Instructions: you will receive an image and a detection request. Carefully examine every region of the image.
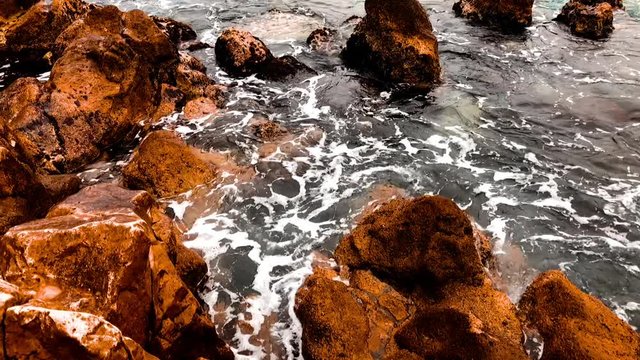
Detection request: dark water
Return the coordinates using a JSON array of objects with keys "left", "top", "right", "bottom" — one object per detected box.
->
[{"left": 3, "top": 0, "right": 640, "bottom": 358}]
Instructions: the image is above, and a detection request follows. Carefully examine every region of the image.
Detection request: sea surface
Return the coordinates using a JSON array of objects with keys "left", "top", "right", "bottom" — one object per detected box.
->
[{"left": 2, "top": 0, "right": 640, "bottom": 358}]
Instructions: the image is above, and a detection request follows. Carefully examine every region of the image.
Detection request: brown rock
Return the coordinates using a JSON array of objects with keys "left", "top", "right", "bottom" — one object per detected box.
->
[
  {"left": 307, "top": 28, "right": 338, "bottom": 51},
  {"left": 152, "top": 84, "right": 186, "bottom": 122},
  {"left": 149, "top": 243, "right": 233, "bottom": 360},
  {"left": 152, "top": 16, "right": 197, "bottom": 46},
  {"left": 4, "top": 304, "right": 158, "bottom": 360},
  {"left": 0, "top": 0, "right": 91, "bottom": 62},
  {"left": 342, "top": 0, "right": 441, "bottom": 87},
  {"left": 184, "top": 97, "right": 219, "bottom": 119},
  {"left": 122, "top": 131, "right": 218, "bottom": 198},
  {"left": 175, "top": 244, "right": 209, "bottom": 291},
  {"left": 453, "top": 0, "right": 534, "bottom": 31},
  {"left": 215, "top": 28, "right": 314, "bottom": 80},
  {"left": 518, "top": 270, "right": 640, "bottom": 360},
  {"left": 556, "top": 0, "right": 615, "bottom": 39},
  {"left": 335, "top": 195, "right": 486, "bottom": 286}
]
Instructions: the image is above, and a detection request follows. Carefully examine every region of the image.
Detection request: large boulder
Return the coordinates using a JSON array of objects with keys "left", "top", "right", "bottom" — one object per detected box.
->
[
  {"left": 453, "top": 0, "right": 534, "bottom": 31},
  {"left": 0, "top": 0, "right": 91, "bottom": 62},
  {"left": 556, "top": 0, "right": 615, "bottom": 39},
  {"left": 0, "top": 183, "right": 233, "bottom": 360},
  {"left": 341, "top": 0, "right": 441, "bottom": 87},
  {"left": 122, "top": 131, "right": 218, "bottom": 198},
  {"left": 518, "top": 270, "right": 640, "bottom": 360},
  {"left": 215, "top": 28, "right": 314, "bottom": 80},
  {"left": 335, "top": 196, "right": 486, "bottom": 286}
]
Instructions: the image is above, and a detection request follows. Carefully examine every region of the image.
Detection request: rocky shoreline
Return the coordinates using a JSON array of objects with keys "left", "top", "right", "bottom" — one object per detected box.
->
[{"left": 0, "top": 0, "right": 638, "bottom": 359}]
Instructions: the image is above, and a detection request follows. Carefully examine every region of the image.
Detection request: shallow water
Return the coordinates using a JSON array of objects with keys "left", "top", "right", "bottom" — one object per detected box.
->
[{"left": 3, "top": 0, "right": 640, "bottom": 358}]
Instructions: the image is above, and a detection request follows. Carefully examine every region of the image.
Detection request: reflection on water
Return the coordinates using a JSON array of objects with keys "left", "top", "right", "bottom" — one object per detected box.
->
[{"left": 3, "top": 0, "right": 640, "bottom": 358}]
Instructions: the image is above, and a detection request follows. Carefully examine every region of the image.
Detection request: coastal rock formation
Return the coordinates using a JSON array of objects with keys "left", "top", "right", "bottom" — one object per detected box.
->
[
  {"left": 0, "top": 2, "right": 224, "bottom": 174},
  {"left": 215, "top": 28, "right": 314, "bottom": 80},
  {"left": 297, "top": 195, "right": 638, "bottom": 360},
  {"left": 296, "top": 196, "right": 530, "bottom": 360},
  {"left": 518, "top": 270, "right": 640, "bottom": 360},
  {"left": 122, "top": 131, "right": 218, "bottom": 198},
  {"left": 341, "top": 0, "right": 441, "bottom": 87},
  {"left": 0, "top": 0, "right": 92, "bottom": 63},
  {"left": 556, "top": 0, "right": 616, "bottom": 39},
  {"left": 453, "top": 0, "right": 534, "bottom": 31},
  {"left": 0, "top": 183, "right": 233, "bottom": 360}
]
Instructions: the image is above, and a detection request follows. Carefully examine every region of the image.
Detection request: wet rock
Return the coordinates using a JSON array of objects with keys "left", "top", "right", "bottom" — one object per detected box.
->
[
  {"left": 518, "top": 270, "right": 640, "bottom": 360},
  {"left": 342, "top": 0, "right": 441, "bottom": 87},
  {"left": 175, "top": 244, "right": 209, "bottom": 291},
  {"left": 1, "top": 183, "right": 232, "bottom": 359},
  {"left": 453, "top": 0, "right": 534, "bottom": 31},
  {"left": 0, "top": 0, "right": 92, "bottom": 63},
  {"left": 556, "top": 0, "right": 615, "bottom": 39},
  {"left": 4, "top": 305, "right": 158, "bottom": 360},
  {"left": 307, "top": 28, "right": 337, "bottom": 50},
  {"left": 184, "top": 97, "right": 219, "bottom": 119},
  {"left": 215, "top": 28, "right": 314, "bottom": 80},
  {"left": 335, "top": 196, "right": 485, "bottom": 286},
  {"left": 122, "top": 131, "right": 218, "bottom": 198},
  {"left": 152, "top": 16, "right": 197, "bottom": 46},
  {"left": 152, "top": 84, "right": 186, "bottom": 122}
]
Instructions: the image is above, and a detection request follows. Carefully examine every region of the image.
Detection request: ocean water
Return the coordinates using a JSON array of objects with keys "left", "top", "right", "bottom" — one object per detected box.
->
[{"left": 3, "top": 0, "right": 640, "bottom": 358}]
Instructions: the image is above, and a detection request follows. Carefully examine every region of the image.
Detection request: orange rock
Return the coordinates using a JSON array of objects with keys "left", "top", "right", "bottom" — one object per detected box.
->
[
  {"left": 518, "top": 270, "right": 640, "bottom": 360},
  {"left": 556, "top": 0, "right": 615, "bottom": 39},
  {"left": 453, "top": 0, "right": 534, "bottom": 31},
  {"left": 335, "top": 196, "right": 486, "bottom": 286},
  {"left": 184, "top": 97, "right": 218, "bottom": 119},
  {"left": 342, "top": 0, "right": 441, "bottom": 87},
  {"left": 122, "top": 131, "right": 218, "bottom": 198}
]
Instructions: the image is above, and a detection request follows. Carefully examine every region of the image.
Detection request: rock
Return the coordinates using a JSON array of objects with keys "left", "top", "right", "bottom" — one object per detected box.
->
[
  {"left": 307, "top": 28, "right": 337, "bottom": 50},
  {"left": 122, "top": 131, "right": 218, "bottom": 198},
  {"left": 152, "top": 16, "right": 197, "bottom": 46},
  {"left": 38, "top": 173, "right": 81, "bottom": 203},
  {"left": 175, "top": 244, "right": 209, "bottom": 291},
  {"left": 341, "top": 0, "right": 441, "bottom": 87},
  {"left": 295, "top": 267, "right": 415, "bottom": 360},
  {"left": 556, "top": 0, "right": 615, "bottom": 39},
  {"left": 184, "top": 97, "right": 219, "bottom": 119},
  {"left": 335, "top": 196, "right": 486, "bottom": 286},
  {"left": 0, "top": 183, "right": 232, "bottom": 359},
  {"left": 215, "top": 28, "right": 314, "bottom": 80},
  {"left": 4, "top": 305, "right": 158, "bottom": 360},
  {"left": 0, "top": 0, "right": 91, "bottom": 63},
  {"left": 518, "top": 270, "right": 640, "bottom": 360},
  {"left": 176, "top": 52, "right": 226, "bottom": 107},
  {"left": 453, "top": 0, "right": 534, "bottom": 31}
]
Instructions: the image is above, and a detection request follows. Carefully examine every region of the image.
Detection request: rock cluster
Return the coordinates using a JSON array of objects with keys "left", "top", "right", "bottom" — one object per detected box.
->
[
  {"left": 215, "top": 28, "right": 314, "bottom": 80},
  {"left": 341, "top": 0, "right": 441, "bottom": 89},
  {"left": 295, "top": 196, "right": 640, "bottom": 360},
  {"left": 556, "top": 0, "right": 622, "bottom": 39},
  {"left": 453, "top": 0, "right": 534, "bottom": 31},
  {"left": 0, "top": 184, "right": 233, "bottom": 360}
]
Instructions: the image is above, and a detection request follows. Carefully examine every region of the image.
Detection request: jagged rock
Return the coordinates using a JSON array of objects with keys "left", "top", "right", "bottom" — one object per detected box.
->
[
  {"left": 122, "top": 131, "right": 218, "bottom": 198},
  {"left": 0, "top": 183, "right": 232, "bottom": 359},
  {"left": 215, "top": 28, "right": 314, "bottom": 80},
  {"left": 307, "top": 28, "right": 337, "bottom": 50},
  {"left": 152, "top": 16, "right": 197, "bottom": 46},
  {"left": 556, "top": 0, "right": 615, "bottom": 39},
  {"left": 0, "top": 0, "right": 91, "bottom": 62},
  {"left": 335, "top": 196, "right": 486, "bottom": 286},
  {"left": 341, "top": 0, "right": 441, "bottom": 87},
  {"left": 453, "top": 0, "right": 534, "bottom": 31},
  {"left": 4, "top": 305, "right": 158, "bottom": 360},
  {"left": 184, "top": 97, "right": 219, "bottom": 119},
  {"left": 518, "top": 270, "right": 640, "bottom": 360}
]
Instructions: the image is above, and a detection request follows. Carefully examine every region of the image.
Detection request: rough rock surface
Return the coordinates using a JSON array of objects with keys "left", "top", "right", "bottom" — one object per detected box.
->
[
  {"left": 453, "top": 0, "right": 534, "bottom": 31},
  {"left": 0, "top": 3, "right": 225, "bottom": 174},
  {"left": 215, "top": 28, "right": 314, "bottom": 80},
  {"left": 556, "top": 0, "right": 615, "bottom": 39},
  {"left": 518, "top": 270, "right": 640, "bottom": 360},
  {"left": 0, "top": 0, "right": 92, "bottom": 62},
  {"left": 341, "top": 0, "right": 441, "bottom": 87},
  {"left": 335, "top": 196, "right": 486, "bottom": 286},
  {"left": 0, "top": 183, "right": 232, "bottom": 360},
  {"left": 296, "top": 195, "right": 530, "bottom": 360},
  {"left": 122, "top": 130, "right": 218, "bottom": 198}
]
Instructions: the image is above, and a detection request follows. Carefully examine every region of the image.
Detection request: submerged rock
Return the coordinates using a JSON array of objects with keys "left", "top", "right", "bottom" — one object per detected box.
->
[
  {"left": 556, "top": 0, "right": 615, "bottom": 39},
  {"left": 341, "top": 0, "right": 441, "bottom": 88},
  {"left": 0, "top": 183, "right": 233, "bottom": 360},
  {"left": 122, "top": 130, "right": 218, "bottom": 198},
  {"left": 215, "top": 28, "right": 314, "bottom": 80},
  {"left": 518, "top": 270, "right": 640, "bottom": 360},
  {"left": 453, "top": 0, "right": 534, "bottom": 31}
]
